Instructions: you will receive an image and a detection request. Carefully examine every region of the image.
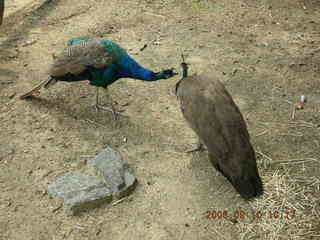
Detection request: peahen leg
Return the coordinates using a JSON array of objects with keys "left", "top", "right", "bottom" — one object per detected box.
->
[{"left": 94, "top": 87, "right": 123, "bottom": 120}]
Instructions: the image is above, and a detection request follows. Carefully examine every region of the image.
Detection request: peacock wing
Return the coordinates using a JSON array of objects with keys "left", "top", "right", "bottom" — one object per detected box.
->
[{"left": 49, "top": 39, "right": 115, "bottom": 77}]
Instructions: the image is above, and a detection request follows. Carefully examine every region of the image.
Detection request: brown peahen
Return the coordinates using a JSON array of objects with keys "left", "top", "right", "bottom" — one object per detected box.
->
[
  {"left": 175, "top": 55, "right": 263, "bottom": 200},
  {"left": 20, "top": 37, "right": 177, "bottom": 119}
]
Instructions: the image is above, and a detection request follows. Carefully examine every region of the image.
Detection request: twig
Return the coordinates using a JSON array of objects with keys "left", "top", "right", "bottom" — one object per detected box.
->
[
  {"left": 272, "top": 158, "right": 319, "bottom": 165},
  {"left": 256, "top": 150, "right": 273, "bottom": 162},
  {"left": 112, "top": 196, "right": 131, "bottom": 206},
  {"left": 255, "top": 130, "right": 269, "bottom": 137},
  {"left": 144, "top": 12, "right": 166, "bottom": 19},
  {"left": 261, "top": 120, "right": 316, "bottom": 128},
  {"left": 140, "top": 44, "right": 148, "bottom": 52},
  {"left": 179, "top": 229, "right": 185, "bottom": 240},
  {"left": 277, "top": 132, "right": 303, "bottom": 137},
  {"left": 290, "top": 120, "right": 318, "bottom": 128},
  {"left": 81, "top": 119, "right": 107, "bottom": 128},
  {"left": 283, "top": 100, "right": 293, "bottom": 105},
  {"left": 59, "top": 6, "right": 92, "bottom": 21},
  {"left": 207, "top": 226, "right": 228, "bottom": 240},
  {"left": 291, "top": 105, "right": 296, "bottom": 120},
  {"left": 52, "top": 203, "right": 63, "bottom": 213}
]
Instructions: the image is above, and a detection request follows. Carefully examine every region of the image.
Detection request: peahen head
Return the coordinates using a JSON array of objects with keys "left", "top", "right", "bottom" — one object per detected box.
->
[
  {"left": 181, "top": 54, "right": 189, "bottom": 78},
  {"left": 175, "top": 54, "right": 190, "bottom": 95}
]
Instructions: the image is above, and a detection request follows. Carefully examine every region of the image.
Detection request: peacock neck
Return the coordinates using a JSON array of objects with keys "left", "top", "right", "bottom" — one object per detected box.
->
[{"left": 116, "top": 54, "right": 156, "bottom": 81}]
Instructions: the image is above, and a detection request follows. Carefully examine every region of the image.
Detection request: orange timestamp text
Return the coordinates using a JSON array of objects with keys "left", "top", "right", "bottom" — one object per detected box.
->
[{"left": 204, "top": 208, "right": 296, "bottom": 220}]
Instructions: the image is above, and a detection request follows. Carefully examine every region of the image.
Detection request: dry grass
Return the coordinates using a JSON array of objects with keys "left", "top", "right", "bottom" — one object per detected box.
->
[{"left": 237, "top": 156, "right": 320, "bottom": 240}]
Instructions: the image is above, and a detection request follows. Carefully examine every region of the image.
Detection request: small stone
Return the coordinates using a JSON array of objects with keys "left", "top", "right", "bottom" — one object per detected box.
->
[
  {"left": 9, "top": 92, "right": 16, "bottom": 99},
  {"left": 22, "top": 39, "right": 37, "bottom": 47}
]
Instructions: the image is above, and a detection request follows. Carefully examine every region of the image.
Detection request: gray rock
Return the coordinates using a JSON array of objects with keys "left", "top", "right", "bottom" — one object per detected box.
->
[
  {"left": 88, "top": 147, "right": 136, "bottom": 198},
  {"left": 48, "top": 147, "right": 137, "bottom": 215},
  {"left": 48, "top": 172, "right": 112, "bottom": 216}
]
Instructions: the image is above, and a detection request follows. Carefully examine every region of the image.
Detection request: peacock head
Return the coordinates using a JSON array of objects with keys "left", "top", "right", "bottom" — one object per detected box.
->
[{"left": 155, "top": 68, "right": 178, "bottom": 79}]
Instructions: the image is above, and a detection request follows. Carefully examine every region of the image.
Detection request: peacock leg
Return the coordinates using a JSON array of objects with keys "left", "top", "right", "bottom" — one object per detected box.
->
[
  {"left": 94, "top": 87, "right": 122, "bottom": 120},
  {"left": 94, "top": 87, "right": 100, "bottom": 111}
]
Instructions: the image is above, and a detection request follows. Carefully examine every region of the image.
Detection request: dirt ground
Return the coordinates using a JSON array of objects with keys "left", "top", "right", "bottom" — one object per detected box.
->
[{"left": 1, "top": 0, "right": 320, "bottom": 239}]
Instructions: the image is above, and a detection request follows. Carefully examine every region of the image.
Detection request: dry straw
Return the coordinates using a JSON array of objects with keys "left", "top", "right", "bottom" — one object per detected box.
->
[{"left": 237, "top": 154, "right": 320, "bottom": 240}]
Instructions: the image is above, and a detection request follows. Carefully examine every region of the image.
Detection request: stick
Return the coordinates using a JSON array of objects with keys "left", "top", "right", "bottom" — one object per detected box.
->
[
  {"left": 208, "top": 226, "right": 228, "bottom": 240},
  {"left": 81, "top": 119, "right": 108, "bottom": 128},
  {"left": 291, "top": 105, "right": 296, "bottom": 120},
  {"left": 112, "top": 196, "right": 132, "bottom": 206},
  {"left": 256, "top": 150, "right": 273, "bottom": 162},
  {"left": 19, "top": 77, "right": 54, "bottom": 99},
  {"left": 179, "top": 229, "right": 185, "bottom": 240},
  {"left": 255, "top": 130, "right": 269, "bottom": 137},
  {"left": 144, "top": 12, "right": 166, "bottom": 19}
]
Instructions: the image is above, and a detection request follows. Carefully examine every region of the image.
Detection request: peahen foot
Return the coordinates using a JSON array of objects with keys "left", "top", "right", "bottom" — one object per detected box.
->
[{"left": 185, "top": 141, "right": 207, "bottom": 153}]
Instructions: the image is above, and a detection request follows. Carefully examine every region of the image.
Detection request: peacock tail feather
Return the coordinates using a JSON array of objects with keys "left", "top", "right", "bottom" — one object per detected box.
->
[{"left": 49, "top": 38, "right": 127, "bottom": 77}]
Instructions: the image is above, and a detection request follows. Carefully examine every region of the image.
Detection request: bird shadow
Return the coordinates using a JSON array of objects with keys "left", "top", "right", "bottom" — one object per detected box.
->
[
  {"left": 0, "top": 67, "right": 18, "bottom": 82},
  {"left": 0, "top": 67, "right": 18, "bottom": 77},
  {"left": 22, "top": 95, "right": 130, "bottom": 129},
  {"left": 0, "top": 67, "right": 19, "bottom": 95}
]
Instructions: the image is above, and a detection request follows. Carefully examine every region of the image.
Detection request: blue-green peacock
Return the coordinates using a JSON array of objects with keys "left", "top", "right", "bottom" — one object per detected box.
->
[{"left": 20, "top": 37, "right": 177, "bottom": 118}]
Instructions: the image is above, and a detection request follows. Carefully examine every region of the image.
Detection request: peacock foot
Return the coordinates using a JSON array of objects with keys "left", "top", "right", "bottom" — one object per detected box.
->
[{"left": 94, "top": 103, "right": 125, "bottom": 120}]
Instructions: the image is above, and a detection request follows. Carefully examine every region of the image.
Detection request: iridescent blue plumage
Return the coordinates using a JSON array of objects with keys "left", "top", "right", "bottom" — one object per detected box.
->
[{"left": 63, "top": 37, "right": 176, "bottom": 87}]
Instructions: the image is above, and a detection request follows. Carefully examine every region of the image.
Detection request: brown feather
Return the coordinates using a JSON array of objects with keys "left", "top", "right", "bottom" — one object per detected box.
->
[
  {"left": 49, "top": 39, "right": 113, "bottom": 76},
  {"left": 19, "top": 39, "right": 113, "bottom": 99}
]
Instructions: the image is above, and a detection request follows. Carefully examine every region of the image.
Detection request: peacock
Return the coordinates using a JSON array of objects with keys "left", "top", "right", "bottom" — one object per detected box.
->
[
  {"left": 20, "top": 37, "right": 177, "bottom": 119},
  {"left": 175, "top": 55, "right": 263, "bottom": 200},
  {"left": 0, "top": 0, "right": 4, "bottom": 25}
]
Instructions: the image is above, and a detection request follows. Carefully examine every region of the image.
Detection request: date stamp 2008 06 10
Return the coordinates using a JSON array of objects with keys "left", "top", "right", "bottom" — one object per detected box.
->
[{"left": 204, "top": 208, "right": 296, "bottom": 220}]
